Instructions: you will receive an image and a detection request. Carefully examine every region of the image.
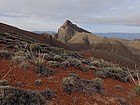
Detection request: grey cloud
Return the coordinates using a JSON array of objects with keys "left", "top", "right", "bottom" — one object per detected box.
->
[{"left": 0, "top": 0, "right": 140, "bottom": 31}]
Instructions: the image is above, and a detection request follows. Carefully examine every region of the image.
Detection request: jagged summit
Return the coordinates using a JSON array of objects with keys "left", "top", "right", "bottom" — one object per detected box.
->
[
  {"left": 63, "top": 20, "right": 73, "bottom": 26},
  {"left": 64, "top": 20, "right": 92, "bottom": 33},
  {"left": 57, "top": 20, "right": 92, "bottom": 43}
]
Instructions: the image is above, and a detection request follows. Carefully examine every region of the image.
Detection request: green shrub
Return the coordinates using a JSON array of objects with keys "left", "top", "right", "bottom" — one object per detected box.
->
[
  {"left": 0, "top": 79, "right": 10, "bottom": 86},
  {"left": 81, "top": 59, "right": 89, "bottom": 64},
  {"left": 15, "top": 50, "right": 26, "bottom": 56},
  {"left": 81, "top": 78, "right": 104, "bottom": 94},
  {"left": 0, "top": 50, "right": 12, "bottom": 59},
  {"left": 134, "top": 86, "right": 140, "bottom": 96},
  {"left": 95, "top": 67, "right": 129, "bottom": 82},
  {"left": 0, "top": 86, "right": 47, "bottom": 105},
  {"left": 26, "top": 50, "right": 46, "bottom": 66},
  {"left": 12, "top": 55, "right": 26, "bottom": 65},
  {"left": 59, "top": 60, "right": 70, "bottom": 68},
  {"left": 119, "top": 97, "right": 131, "bottom": 105},
  {"left": 89, "top": 60, "right": 111, "bottom": 67},
  {"left": 36, "top": 65, "right": 54, "bottom": 76},
  {"left": 47, "top": 61, "right": 60, "bottom": 68},
  {"left": 14, "top": 42, "right": 28, "bottom": 52},
  {"left": 11, "top": 55, "right": 29, "bottom": 70},
  {"left": 30, "top": 43, "right": 41, "bottom": 52},
  {"left": 79, "top": 66, "right": 89, "bottom": 72},
  {"left": 67, "top": 57, "right": 82, "bottom": 68},
  {"left": 18, "top": 61, "right": 30, "bottom": 70},
  {"left": 40, "top": 89, "right": 56, "bottom": 100},
  {"left": 53, "top": 55, "right": 63, "bottom": 62},
  {"left": 44, "top": 54, "right": 53, "bottom": 60},
  {"left": 85, "top": 66, "right": 96, "bottom": 71},
  {"left": 62, "top": 76, "right": 81, "bottom": 94},
  {"left": 62, "top": 76, "right": 104, "bottom": 95}
]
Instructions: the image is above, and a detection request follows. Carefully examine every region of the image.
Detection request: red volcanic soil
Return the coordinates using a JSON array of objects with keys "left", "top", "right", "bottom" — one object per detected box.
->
[{"left": 0, "top": 59, "right": 140, "bottom": 105}]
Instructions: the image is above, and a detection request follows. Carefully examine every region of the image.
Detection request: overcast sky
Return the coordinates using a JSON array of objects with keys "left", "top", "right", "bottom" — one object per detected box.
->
[{"left": 0, "top": 0, "right": 140, "bottom": 33}]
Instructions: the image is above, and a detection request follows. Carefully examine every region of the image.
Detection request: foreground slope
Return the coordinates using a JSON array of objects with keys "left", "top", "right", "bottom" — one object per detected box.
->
[{"left": 0, "top": 43, "right": 140, "bottom": 105}]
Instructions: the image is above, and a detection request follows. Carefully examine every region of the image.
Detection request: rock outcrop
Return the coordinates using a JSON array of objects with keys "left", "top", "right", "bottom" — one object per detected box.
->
[{"left": 57, "top": 20, "right": 91, "bottom": 43}]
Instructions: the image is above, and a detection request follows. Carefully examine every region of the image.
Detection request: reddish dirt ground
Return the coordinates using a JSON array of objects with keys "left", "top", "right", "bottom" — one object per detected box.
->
[{"left": 0, "top": 59, "right": 140, "bottom": 105}]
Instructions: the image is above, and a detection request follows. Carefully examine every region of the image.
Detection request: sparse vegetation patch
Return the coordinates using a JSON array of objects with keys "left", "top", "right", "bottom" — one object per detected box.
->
[{"left": 62, "top": 75, "right": 104, "bottom": 95}]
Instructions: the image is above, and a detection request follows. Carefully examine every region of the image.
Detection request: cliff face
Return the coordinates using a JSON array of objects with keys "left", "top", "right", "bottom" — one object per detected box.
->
[{"left": 57, "top": 20, "right": 91, "bottom": 43}]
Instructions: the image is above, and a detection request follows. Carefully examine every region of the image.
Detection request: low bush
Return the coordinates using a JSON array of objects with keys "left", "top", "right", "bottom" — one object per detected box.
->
[
  {"left": 86, "top": 66, "right": 96, "bottom": 71},
  {"left": 79, "top": 66, "right": 89, "bottom": 72},
  {"left": 36, "top": 65, "right": 54, "bottom": 76},
  {"left": 0, "top": 86, "right": 47, "bottom": 105},
  {"left": 62, "top": 76, "right": 81, "bottom": 94},
  {"left": 67, "top": 57, "right": 82, "bottom": 69},
  {"left": 35, "top": 79, "right": 42, "bottom": 85},
  {"left": 0, "top": 50, "right": 12, "bottom": 59},
  {"left": 119, "top": 97, "right": 131, "bottom": 105},
  {"left": 62, "top": 75, "right": 104, "bottom": 95},
  {"left": 60, "top": 52, "right": 69, "bottom": 59},
  {"left": 30, "top": 43, "right": 41, "bottom": 52},
  {"left": 81, "top": 59, "right": 90, "bottom": 64},
  {"left": 6, "top": 44, "right": 15, "bottom": 49},
  {"left": 134, "top": 86, "right": 140, "bottom": 96},
  {"left": 18, "top": 61, "right": 30, "bottom": 70},
  {"left": 26, "top": 49, "right": 46, "bottom": 66},
  {"left": 11, "top": 54, "right": 29, "bottom": 70},
  {"left": 59, "top": 60, "right": 70, "bottom": 68},
  {"left": 15, "top": 50, "right": 26, "bottom": 56},
  {"left": 83, "top": 78, "right": 104, "bottom": 95},
  {"left": 40, "top": 89, "right": 56, "bottom": 100},
  {"left": 12, "top": 55, "right": 26, "bottom": 65},
  {"left": 44, "top": 54, "right": 53, "bottom": 61},
  {"left": 0, "top": 79, "right": 10, "bottom": 86},
  {"left": 89, "top": 60, "right": 112, "bottom": 67},
  {"left": 14, "top": 42, "right": 28, "bottom": 52},
  {"left": 47, "top": 61, "right": 60, "bottom": 68},
  {"left": 95, "top": 67, "right": 129, "bottom": 82},
  {"left": 53, "top": 55, "right": 64, "bottom": 62}
]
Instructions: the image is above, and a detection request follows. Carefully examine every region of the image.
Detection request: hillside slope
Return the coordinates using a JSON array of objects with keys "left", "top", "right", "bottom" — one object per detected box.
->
[
  {"left": 57, "top": 20, "right": 140, "bottom": 68},
  {"left": 0, "top": 22, "right": 71, "bottom": 50},
  {"left": 0, "top": 43, "right": 140, "bottom": 105}
]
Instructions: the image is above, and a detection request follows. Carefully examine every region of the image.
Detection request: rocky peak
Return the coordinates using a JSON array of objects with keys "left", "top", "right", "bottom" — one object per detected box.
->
[
  {"left": 63, "top": 20, "right": 73, "bottom": 26},
  {"left": 57, "top": 20, "right": 92, "bottom": 43},
  {"left": 61, "top": 20, "right": 91, "bottom": 33}
]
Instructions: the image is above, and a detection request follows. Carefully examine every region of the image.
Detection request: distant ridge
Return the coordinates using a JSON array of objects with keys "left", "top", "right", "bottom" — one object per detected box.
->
[
  {"left": 33, "top": 31, "right": 56, "bottom": 34},
  {"left": 95, "top": 33, "right": 140, "bottom": 40}
]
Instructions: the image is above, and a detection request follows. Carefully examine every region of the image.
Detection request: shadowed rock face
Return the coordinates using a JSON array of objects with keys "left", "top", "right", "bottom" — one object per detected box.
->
[{"left": 58, "top": 20, "right": 91, "bottom": 43}]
